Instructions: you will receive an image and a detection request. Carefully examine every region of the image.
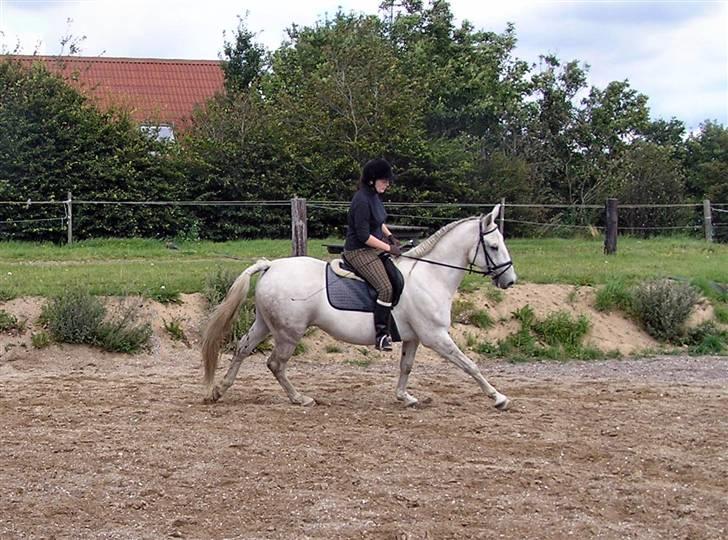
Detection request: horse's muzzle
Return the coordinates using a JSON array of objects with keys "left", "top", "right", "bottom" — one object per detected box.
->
[{"left": 495, "top": 272, "right": 517, "bottom": 290}]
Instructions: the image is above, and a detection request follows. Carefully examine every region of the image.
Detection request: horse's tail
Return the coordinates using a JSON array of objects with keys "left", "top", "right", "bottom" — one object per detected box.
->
[{"left": 201, "top": 259, "right": 271, "bottom": 390}]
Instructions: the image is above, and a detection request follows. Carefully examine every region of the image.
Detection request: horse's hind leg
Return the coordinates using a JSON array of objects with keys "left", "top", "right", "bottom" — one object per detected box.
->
[
  {"left": 396, "top": 339, "right": 420, "bottom": 407},
  {"left": 209, "top": 317, "right": 270, "bottom": 402},
  {"left": 266, "top": 336, "right": 314, "bottom": 406}
]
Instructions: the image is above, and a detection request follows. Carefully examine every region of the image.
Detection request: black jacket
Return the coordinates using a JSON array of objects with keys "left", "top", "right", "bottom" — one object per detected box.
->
[{"left": 344, "top": 187, "right": 387, "bottom": 251}]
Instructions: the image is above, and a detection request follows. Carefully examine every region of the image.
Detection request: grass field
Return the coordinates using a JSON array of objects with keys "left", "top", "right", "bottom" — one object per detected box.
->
[{"left": 0, "top": 236, "right": 726, "bottom": 298}]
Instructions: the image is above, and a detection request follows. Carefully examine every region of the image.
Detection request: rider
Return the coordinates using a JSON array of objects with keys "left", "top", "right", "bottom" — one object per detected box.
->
[{"left": 343, "top": 158, "right": 402, "bottom": 351}]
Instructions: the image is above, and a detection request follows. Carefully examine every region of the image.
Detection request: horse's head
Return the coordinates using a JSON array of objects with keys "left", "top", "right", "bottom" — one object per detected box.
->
[{"left": 471, "top": 205, "right": 517, "bottom": 289}]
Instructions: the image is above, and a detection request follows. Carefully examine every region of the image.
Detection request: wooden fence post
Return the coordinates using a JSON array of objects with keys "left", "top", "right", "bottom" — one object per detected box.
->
[
  {"left": 604, "top": 198, "right": 618, "bottom": 255},
  {"left": 291, "top": 197, "right": 307, "bottom": 256},
  {"left": 703, "top": 199, "right": 713, "bottom": 243},
  {"left": 499, "top": 197, "right": 505, "bottom": 233},
  {"left": 66, "top": 191, "right": 73, "bottom": 245}
]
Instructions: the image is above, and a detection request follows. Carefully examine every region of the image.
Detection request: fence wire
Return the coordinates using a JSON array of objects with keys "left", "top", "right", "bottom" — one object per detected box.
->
[{"left": 0, "top": 198, "right": 726, "bottom": 242}]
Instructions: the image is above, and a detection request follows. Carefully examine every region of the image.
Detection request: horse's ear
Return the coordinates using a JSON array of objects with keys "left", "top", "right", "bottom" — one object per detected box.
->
[{"left": 484, "top": 204, "right": 501, "bottom": 227}]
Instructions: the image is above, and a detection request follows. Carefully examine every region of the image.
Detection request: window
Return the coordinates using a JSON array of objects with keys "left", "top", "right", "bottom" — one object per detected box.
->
[{"left": 140, "top": 124, "right": 175, "bottom": 142}]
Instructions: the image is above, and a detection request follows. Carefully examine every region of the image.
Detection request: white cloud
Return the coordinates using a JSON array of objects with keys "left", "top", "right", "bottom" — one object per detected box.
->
[
  {"left": 1, "top": 0, "right": 725, "bottom": 127},
  {"left": 459, "top": 0, "right": 728, "bottom": 128}
]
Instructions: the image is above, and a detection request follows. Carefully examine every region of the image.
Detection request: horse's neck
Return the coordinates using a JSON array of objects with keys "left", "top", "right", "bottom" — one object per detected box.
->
[{"left": 410, "top": 222, "right": 475, "bottom": 295}]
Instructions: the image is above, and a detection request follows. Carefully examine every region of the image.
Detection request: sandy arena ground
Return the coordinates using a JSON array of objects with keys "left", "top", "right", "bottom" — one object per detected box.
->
[{"left": 1, "top": 289, "right": 727, "bottom": 539}]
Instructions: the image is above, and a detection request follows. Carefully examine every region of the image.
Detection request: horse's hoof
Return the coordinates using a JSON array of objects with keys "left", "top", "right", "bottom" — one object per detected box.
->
[
  {"left": 300, "top": 395, "right": 316, "bottom": 407},
  {"left": 203, "top": 386, "right": 222, "bottom": 403},
  {"left": 494, "top": 394, "right": 510, "bottom": 411},
  {"left": 399, "top": 395, "right": 418, "bottom": 407}
]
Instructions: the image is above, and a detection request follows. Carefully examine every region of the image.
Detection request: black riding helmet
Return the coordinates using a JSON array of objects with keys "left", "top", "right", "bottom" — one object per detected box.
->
[{"left": 361, "top": 158, "right": 395, "bottom": 187}]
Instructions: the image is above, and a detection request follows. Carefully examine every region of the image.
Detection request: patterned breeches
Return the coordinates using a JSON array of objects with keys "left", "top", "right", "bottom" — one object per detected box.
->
[{"left": 342, "top": 248, "right": 393, "bottom": 304}]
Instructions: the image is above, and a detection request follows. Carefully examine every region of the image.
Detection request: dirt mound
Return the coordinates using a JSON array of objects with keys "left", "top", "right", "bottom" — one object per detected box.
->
[{"left": 0, "top": 284, "right": 715, "bottom": 364}]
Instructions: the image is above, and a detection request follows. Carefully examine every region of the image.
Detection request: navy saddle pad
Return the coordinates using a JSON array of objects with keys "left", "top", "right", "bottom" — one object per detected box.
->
[
  {"left": 325, "top": 261, "right": 404, "bottom": 343},
  {"left": 326, "top": 264, "right": 377, "bottom": 312},
  {"left": 325, "top": 260, "right": 404, "bottom": 312}
]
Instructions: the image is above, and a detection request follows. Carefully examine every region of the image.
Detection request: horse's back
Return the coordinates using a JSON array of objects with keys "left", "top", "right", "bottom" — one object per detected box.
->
[
  {"left": 265, "top": 256, "right": 327, "bottom": 274},
  {"left": 257, "top": 256, "right": 327, "bottom": 296}
]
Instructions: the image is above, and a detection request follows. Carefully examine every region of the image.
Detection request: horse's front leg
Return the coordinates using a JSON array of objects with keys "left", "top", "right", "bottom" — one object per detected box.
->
[
  {"left": 396, "top": 339, "right": 420, "bottom": 407},
  {"left": 426, "top": 332, "right": 509, "bottom": 410}
]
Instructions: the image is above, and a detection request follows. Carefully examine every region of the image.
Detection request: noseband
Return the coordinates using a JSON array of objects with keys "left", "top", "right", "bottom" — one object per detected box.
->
[{"left": 400, "top": 220, "right": 513, "bottom": 281}]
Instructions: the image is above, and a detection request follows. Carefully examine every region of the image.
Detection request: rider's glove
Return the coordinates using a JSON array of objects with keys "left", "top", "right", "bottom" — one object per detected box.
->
[{"left": 387, "top": 234, "right": 401, "bottom": 247}]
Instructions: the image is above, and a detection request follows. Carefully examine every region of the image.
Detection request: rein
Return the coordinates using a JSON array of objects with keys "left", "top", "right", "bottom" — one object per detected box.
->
[
  {"left": 399, "top": 253, "right": 493, "bottom": 276},
  {"left": 399, "top": 222, "right": 513, "bottom": 279}
]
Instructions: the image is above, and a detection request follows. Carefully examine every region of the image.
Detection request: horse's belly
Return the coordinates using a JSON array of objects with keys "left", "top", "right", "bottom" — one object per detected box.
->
[{"left": 315, "top": 307, "right": 375, "bottom": 346}]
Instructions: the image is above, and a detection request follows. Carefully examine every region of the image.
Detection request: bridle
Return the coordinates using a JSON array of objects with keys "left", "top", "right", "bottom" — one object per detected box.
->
[
  {"left": 400, "top": 219, "right": 513, "bottom": 281},
  {"left": 471, "top": 220, "right": 514, "bottom": 280}
]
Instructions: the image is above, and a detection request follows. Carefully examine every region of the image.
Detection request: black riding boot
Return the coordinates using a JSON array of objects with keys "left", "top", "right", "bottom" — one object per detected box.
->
[{"left": 373, "top": 301, "right": 393, "bottom": 351}]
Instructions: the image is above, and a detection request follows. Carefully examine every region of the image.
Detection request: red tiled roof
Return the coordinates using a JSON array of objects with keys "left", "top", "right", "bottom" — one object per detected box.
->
[{"left": 11, "top": 55, "right": 225, "bottom": 129}]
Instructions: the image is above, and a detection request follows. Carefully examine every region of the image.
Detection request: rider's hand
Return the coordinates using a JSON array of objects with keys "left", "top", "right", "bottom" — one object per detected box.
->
[
  {"left": 387, "top": 234, "right": 401, "bottom": 247},
  {"left": 389, "top": 243, "right": 402, "bottom": 257}
]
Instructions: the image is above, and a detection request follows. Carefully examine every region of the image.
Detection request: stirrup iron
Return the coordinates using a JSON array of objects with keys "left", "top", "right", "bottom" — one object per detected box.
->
[{"left": 376, "top": 334, "right": 393, "bottom": 351}]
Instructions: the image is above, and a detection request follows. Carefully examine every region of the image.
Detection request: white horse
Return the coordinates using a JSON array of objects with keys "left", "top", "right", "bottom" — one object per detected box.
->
[{"left": 201, "top": 205, "right": 517, "bottom": 410}]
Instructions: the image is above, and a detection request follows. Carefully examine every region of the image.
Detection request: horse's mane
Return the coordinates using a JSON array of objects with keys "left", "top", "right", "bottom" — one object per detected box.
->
[{"left": 405, "top": 216, "right": 479, "bottom": 258}]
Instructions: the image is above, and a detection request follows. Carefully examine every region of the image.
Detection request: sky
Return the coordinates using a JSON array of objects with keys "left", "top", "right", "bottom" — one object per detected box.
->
[{"left": 1, "top": 0, "right": 726, "bottom": 130}]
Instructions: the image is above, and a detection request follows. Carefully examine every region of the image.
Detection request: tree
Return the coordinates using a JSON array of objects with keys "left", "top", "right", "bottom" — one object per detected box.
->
[
  {"left": 220, "top": 15, "right": 267, "bottom": 95},
  {"left": 0, "top": 58, "right": 191, "bottom": 240},
  {"left": 615, "top": 142, "right": 690, "bottom": 235},
  {"left": 684, "top": 121, "right": 728, "bottom": 202},
  {"left": 523, "top": 55, "right": 588, "bottom": 203},
  {"left": 382, "top": 1, "right": 530, "bottom": 143},
  {"left": 264, "top": 11, "right": 427, "bottom": 200},
  {"left": 572, "top": 80, "right": 651, "bottom": 205}
]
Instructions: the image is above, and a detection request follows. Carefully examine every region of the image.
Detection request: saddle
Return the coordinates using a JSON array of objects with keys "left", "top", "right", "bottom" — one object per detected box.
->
[{"left": 325, "top": 255, "right": 405, "bottom": 341}]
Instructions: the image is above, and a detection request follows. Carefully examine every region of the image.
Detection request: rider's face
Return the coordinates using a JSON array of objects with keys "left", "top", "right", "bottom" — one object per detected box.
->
[{"left": 374, "top": 178, "right": 390, "bottom": 193}]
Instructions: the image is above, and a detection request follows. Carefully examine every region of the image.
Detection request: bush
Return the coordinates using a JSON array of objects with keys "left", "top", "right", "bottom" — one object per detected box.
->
[
  {"left": 484, "top": 286, "right": 505, "bottom": 304},
  {"left": 148, "top": 286, "right": 182, "bottom": 305},
  {"left": 41, "top": 288, "right": 105, "bottom": 344},
  {"left": 95, "top": 303, "right": 153, "bottom": 353},
  {"left": 31, "top": 331, "right": 51, "bottom": 349},
  {"left": 0, "top": 289, "right": 15, "bottom": 302},
  {"left": 203, "top": 266, "right": 257, "bottom": 348},
  {"left": 683, "top": 322, "right": 727, "bottom": 355},
  {"left": 451, "top": 299, "right": 494, "bottom": 329},
  {"left": 631, "top": 279, "right": 699, "bottom": 341},
  {"left": 595, "top": 278, "right": 633, "bottom": 312},
  {"left": 715, "top": 304, "right": 728, "bottom": 325},
  {"left": 451, "top": 298, "right": 475, "bottom": 323},
  {"left": 0, "top": 309, "right": 19, "bottom": 332},
  {"left": 41, "top": 288, "right": 151, "bottom": 352},
  {"left": 532, "top": 311, "right": 591, "bottom": 352},
  {"left": 487, "top": 305, "right": 600, "bottom": 361},
  {"left": 469, "top": 309, "right": 494, "bottom": 330},
  {"left": 163, "top": 317, "right": 188, "bottom": 343},
  {"left": 474, "top": 340, "right": 498, "bottom": 355},
  {"left": 497, "top": 327, "right": 538, "bottom": 359},
  {"left": 203, "top": 266, "right": 240, "bottom": 306}
]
